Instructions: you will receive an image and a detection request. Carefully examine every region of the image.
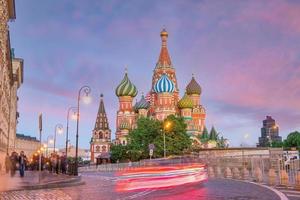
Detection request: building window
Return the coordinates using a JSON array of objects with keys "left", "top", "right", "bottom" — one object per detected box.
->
[
  {"left": 96, "top": 146, "right": 100, "bottom": 152},
  {"left": 102, "top": 146, "right": 107, "bottom": 152}
]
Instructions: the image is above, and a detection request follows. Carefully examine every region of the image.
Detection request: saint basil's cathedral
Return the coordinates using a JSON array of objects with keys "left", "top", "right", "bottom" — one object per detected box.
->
[{"left": 90, "top": 29, "right": 206, "bottom": 162}]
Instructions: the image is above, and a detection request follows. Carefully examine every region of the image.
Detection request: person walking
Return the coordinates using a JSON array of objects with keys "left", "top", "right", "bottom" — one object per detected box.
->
[
  {"left": 5, "top": 153, "right": 11, "bottom": 174},
  {"left": 18, "top": 151, "right": 27, "bottom": 177},
  {"left": 10, "top": 152, "right": 18, "bottom": 177}
]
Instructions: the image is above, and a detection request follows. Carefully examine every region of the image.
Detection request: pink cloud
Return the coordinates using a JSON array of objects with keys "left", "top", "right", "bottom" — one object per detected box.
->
[
  {"left": 219, "top": 0, "right": 300, "bottom": 34},
  {"left": 212, "top": 47, "right": 300, "bottom": 112}
]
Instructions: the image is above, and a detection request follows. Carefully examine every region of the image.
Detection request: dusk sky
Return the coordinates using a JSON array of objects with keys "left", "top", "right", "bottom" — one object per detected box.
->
[{"left": 10, "top": 0, "right": 300, "bottom": 149}]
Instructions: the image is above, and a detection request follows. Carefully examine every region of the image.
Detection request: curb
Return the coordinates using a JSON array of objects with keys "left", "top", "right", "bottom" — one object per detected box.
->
[
  {"left": 4, "top": 175, "right": 84, "bottom": 192},
  {"left": 217, "top": 178, "right": 288, "bottom": 200}
]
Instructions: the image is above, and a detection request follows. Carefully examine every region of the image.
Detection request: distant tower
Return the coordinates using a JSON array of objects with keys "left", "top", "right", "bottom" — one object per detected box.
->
[
  {"left": 90, "top": 94, "right": 111, "bottom": 163},
  {"left": 149, "top": 29, "right": 180, "bottom": 116},
  {"left": 186, "top": 75, "right": 206, "bottom": 135},
  {"left": 115, "top": 70, "right": 138, "bottom": 145},
  {"left": 258, "top": 116, "right": 281, "bottom": 147}
]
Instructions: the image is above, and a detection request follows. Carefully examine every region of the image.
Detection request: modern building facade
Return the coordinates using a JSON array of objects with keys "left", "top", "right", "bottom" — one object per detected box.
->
[
  {"left": 90, "top": 94, "right": 111, "bottom": 163},
  {"left": 258, "top": 116, "right": 282, "bottom": 147},
  {"left": 114, "top": 29, "right": 206, "bottom": 145}
]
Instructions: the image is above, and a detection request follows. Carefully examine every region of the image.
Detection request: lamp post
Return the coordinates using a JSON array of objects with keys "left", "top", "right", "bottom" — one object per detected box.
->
[
  {"left": 163, "top": 121, "right": 171, "bottom": 158},
  {"left": 53, "top": 124, "right": 63, "bottom": 153},
  {"left": 66, "top": 107, "right": 77, "bottom": 158},
  {"left": 74, "top": 86, "right": 91, "bottom": 176}
]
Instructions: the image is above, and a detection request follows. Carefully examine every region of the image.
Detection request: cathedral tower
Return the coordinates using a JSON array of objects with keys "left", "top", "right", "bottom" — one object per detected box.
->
[
  {"left": 115, "top": 70, "right": 138, "bottom": 145},
  {"left": 186, "top": 75, "right": 206, "bottom": 135},
  {"left": 149, "top": 29, "right": 179, "bottom": 116},
  {"left": 90, "top": 94, "right": 111, "bottom": 163}
]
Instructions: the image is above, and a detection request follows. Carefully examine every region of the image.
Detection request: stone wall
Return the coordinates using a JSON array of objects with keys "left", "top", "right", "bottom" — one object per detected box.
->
[{"left": 0, "top": 0, "right": 14, "bottom": 169}]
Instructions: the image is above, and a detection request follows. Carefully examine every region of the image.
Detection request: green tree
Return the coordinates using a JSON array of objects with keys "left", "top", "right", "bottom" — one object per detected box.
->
[
  {"left": 200, "top": 126, "right": 209, "bottom": 143},
  {"left": 110, "top": 144, "right": 128, "bottom": 163},
  {"left": 162, "top": 115, "right": 192, "bottom": 156},
  {"left": 127, "top": 117, "right": 162, "bottom": 160},
  {"left": 119, "top": 115, "right": 192, "bottom": 161},
  {"left": 283, "top": 131, "right": 300, "bottom": 148},
  {"left": 209, "top": 126, "right": 218, "bottom": 141}
]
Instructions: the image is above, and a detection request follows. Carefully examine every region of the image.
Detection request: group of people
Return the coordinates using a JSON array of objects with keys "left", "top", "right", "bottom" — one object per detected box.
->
[
  {"left": 5, "top": 151, "right": 27, "bottom": 177},
  {"left": 47, "top": 152, "right": 68, "bottom": 174}
]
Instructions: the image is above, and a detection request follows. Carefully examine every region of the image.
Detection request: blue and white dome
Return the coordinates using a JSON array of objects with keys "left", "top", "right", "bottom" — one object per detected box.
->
[{"left": 154, "top": 74, "right": 175, "bottom": 93}]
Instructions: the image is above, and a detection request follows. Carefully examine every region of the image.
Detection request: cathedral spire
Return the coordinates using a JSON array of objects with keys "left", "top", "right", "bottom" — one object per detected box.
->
[
  {"left": 156, "top": 28, "right": 172, "bottom": 68},
  {"left": 94, "top": 94, "right": 109, "bottom": 130}
]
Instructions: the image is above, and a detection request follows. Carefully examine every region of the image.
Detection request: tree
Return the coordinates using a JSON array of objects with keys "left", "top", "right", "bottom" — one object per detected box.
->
[
  {"left": 162, "top": 115, "right": 192, "bottom": 156},
  {"left": 200, "top": 126, "right": 209, "bottom": 143},
  {"left": 110, "top": 144, "right": 128, "bottom": 163},
  {"left": 127, "top": 117, "right": 162, "bottom": 160},
  {"left": 283, "top": 131, "right": 300, "bottom": 148},
  {"left": 117, "top": 115, "right": 192, "bottom": 161},
  {"left": 209, "top": 126, "right": 218, "bottom": 141}
]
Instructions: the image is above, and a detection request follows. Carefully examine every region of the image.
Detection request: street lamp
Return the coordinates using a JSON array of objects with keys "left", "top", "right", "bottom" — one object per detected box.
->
[
  {"left": 53, "top": 124, "right": 63, "bottom": 153},
  {"left": 162, "top": 121, "right": 172, "bottom": 158},
  {"left": 74, "top": 86, "right": 91, "bottom": 176},
  {"left": 66, "top": 107, "right": 77, "bottom": 158}
]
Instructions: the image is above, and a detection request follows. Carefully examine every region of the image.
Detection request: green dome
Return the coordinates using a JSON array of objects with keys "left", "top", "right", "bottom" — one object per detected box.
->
[
  {"left": 178, "top": 93, "right": 194, "bottom": 109},
  {"left": 186, "top": 76, "right": 201, "bottom": 95},
  {"left": 116, "top": 73, "right": 138, "bottom": 97},
  {"left": 135, "top": 95, "right": 150, "bottom": 110},
  {"left": 120, "top": 120, "right": 130, "bottom": 130}
]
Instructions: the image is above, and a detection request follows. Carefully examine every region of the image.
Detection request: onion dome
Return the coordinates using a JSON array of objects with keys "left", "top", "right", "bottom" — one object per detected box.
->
[
  {"left": 115, "top": 72, "right": 138, "bottom": 97},
  {"left": 135, "top": 94, "right": 150, "bottom": 110},
  {"left": 178, "top": 93, "right": 194, "bottom": 109},
  {"left": 119, "top": 120, "right": 130, "bottom": 130},
  {"left": 154, "top": 74, "right": 175, "bottom": 93},
  {"left": 186, "top": 76, "right": 201, "bottom": 95}
]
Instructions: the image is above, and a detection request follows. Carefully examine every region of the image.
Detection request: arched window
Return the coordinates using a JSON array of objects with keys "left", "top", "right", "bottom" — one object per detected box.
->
[
  {"left": 99, "top": 132, "right": 103, "bottom": 139},
  {"left": 96, "top": 146, "right": 100, "bottom": 152},
  {"left": 102, "top": 146, "right": 107, "bottom": 152}
]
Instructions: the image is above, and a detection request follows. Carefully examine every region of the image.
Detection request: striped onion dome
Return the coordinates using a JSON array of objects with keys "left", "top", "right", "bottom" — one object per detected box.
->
[
  {"left": 135, "top": 95, "right": 150, "bottom": 110},
  {"left": 178, "top": 93, "right": 194, "bottom": 109},
  {"left": 186, "top": 76, "right": 201, "bottom": 95},
  {"left": 115, "top": 72, "right": 138, "bottom": 97},
  {"left": 119, "top": 120, "right": 130, "bottom": 130},
  {"left": 153, "top": 74, "right": 175, "bottom": 93}
]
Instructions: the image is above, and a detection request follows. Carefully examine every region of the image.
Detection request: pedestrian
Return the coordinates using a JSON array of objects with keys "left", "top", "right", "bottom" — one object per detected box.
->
[
  {"left": 5, "top": 153, "right": 11, "bottom": 174},
  {"left": 10, "top": 152, "right": 18, "bottom": 177},
  {"left": 60, "top": 152, "right": 67, "bottom": 174},
  {"left": 18, "top": 151, "right": 27, "bottom": 177},
  {"left": 56, "top": 154, "right": 60, "bottom": 174}
]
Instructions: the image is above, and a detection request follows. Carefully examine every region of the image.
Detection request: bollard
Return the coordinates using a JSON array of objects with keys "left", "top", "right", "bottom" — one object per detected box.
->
[
  {"left": 254, "top": 167, "right": 263, "bottom": 182},
  {"left": 242, "top": 167, "right": 249, "bottom": 180},
  {"left": 224, "top": 167, "right": 232, "bottom": 179},
  {"left": 268, "top": 169, "right": 276, "bottom": 186},
  {"left": 208, "top": 167, "right": 215, "bottom": 178},
  {"left": 215, "top": 166, "right": 222, "bottom": 178},
  {"left": 280, "top": 170, "right": 289, "bottom": 186},
  {"left": 232, "top": 167, "right": 241, "bottom": 179},
  {"left": 295, "top": 171, "right": 300, "bottom": 190}
]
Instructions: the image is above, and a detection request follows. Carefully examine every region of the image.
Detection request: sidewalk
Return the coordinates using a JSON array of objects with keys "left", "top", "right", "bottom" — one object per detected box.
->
[{"left": 0, "top": 171, "right": 83, "bottom": 192}]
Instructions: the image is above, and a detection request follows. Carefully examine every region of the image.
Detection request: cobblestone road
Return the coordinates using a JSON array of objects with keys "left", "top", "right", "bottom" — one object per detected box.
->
[
  {"left": 0, "top": 172, "right": 286, "bottom": 200},
  {"left": 0, "top": 189, "right": 71, "bottom": 200}
]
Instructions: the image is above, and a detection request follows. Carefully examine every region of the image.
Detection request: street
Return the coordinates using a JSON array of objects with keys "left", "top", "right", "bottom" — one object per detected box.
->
[{"left": 0, "top": 172, "right": 287, "bottom": 200}]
